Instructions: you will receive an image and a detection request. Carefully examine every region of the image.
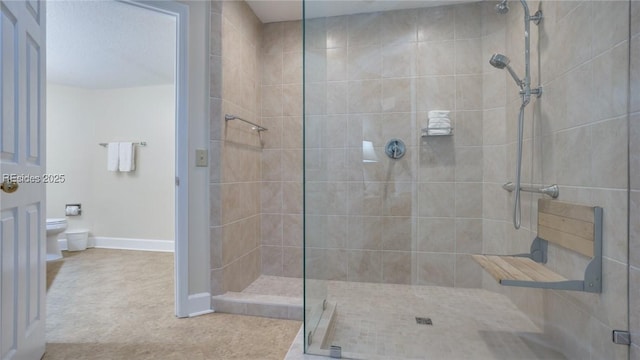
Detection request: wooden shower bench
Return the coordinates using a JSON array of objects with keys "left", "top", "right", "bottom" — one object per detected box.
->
[{"left": 472, "top": 199, "right": 603, "bottom": 293}]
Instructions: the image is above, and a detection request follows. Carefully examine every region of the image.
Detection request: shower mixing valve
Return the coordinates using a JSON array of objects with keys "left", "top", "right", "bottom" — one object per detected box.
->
[{"left": 385, "top": 139, "right": 406, "bottom": 160}]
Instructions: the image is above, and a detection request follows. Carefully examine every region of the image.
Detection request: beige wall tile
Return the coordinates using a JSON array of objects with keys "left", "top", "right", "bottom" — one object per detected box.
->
[
  {"left": 348, "top": 80, "right": 382, "bottom": 114},
  {"left": 382, "top": 251, "right": 413, "bottom": 284},
  {"left": 592, "top": 42, "right": 630, "bottom": 122},
  {"left": 454, "top": 254, "right": 482, "bottom": 288},
  {"left": 327, "top": 82, "right": 348, "bottom": 115},
  {"left": 347, "top": 216, "right": 383, "bottom": 250},
  {"left": 418, "top": 137, "right": 456, "bottom": 181},
  {"left": 455, "top": 183, "right": 483, "bottom": 218},
  {"left": 282, "top": 181, "right": 302, "bottom": 214},
  {"left": 417, "top": 253, "right": 455, "bottom": 286},
  {"left": 454, "top": 111, "right": 482, "bottom": 146},
  {"left": 417, "top": 218, "right": 455, "bottom": 252},
  {"left": 632, "top": 35, "right": 640, "bottom": 113},
  {"left": 455, "top": 147, "right": 483, "bottom": 182},
  {"left": 591, "top": 117, "right": 628, "bottom": 189},
  {"left": 382, "top": 78, "right": 414, "bottom": 113},
  {"left": 282, "top": 214, "right": 302, "bottom": 247},
  {"left": 632, "top": 191, "right": 640, "bottom": 268},
  {"left": 417, "top": 5, "right": 454, "bottom": 42},
  {"left": 555, "top": 126, "right": 592, "bottom": 187},
  {"left": 262, "top": 85, "right": 283, "bottom": 117},
  {"left": 283, "top": 246, "right": 303, "bottom": 278},
  {"left": 455, "top": 75, "right": 483, "bottom": 110},
  {"left": 348, "top": 13, "right": 382, "bottom": 47},
  {"left": 380, "top": 9, "right": 417, "bottom": 44},
  {"left": 417, "top": 41, "right": 454, "bottom": 76},
  {"left": 383, "top": 42, "right": 416, "bottom": 78},
  {"left": 283, "top": 21, "right": 302, "bottom": 53},
  {"left": 453, "top": 3, "right": 481, "bottom": 40},
  {"left": 381, "top": 216, "right": 413, "bottom": 251},
  {"left": 417, "top": 76, "right": 455, "bottom": 112},
  {"left": 348, "top": 250, "right": 382, "bottom": 282},
  {"left": 262, "top": 245, "right": 283, "bottom": 276},
  {"left": 455, "top": 218, "right": 482, "bottom": 254},
  {"left": 455, "top": 39, "right": 482, "bottom": 75},
  {"left": 631, "top": 266, "right": 640, "bottom": 341},
  {"left": 591, "top": 1, "right": 629, "bottom": 58},
  {"left": 283, "top": 84, "right": 302, "bottom": 116},
  {"left": 261, "top": 214, "right": 283, "bottom": 246},
  {"left": 418, "top": 183, "right": 455, "bottom": 217}
]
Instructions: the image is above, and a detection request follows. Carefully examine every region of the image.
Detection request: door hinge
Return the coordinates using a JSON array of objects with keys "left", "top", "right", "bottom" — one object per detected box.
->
[
  {"left": 612, "top": 330, "right": 630, "bottom": 345},
  {"left": 175, "top": 177, "right": 180, "bottom": 186}
]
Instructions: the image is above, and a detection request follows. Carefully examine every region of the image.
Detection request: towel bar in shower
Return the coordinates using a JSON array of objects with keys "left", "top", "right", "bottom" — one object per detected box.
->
[
  {"left": 502, "top": 182, "right": 559, "bottom": 198},
  {"left": 225, "top": 114, "right": 268, "bottom": 132}
]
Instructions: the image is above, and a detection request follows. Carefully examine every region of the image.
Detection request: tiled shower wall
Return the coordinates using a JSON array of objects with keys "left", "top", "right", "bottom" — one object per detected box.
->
[
  {"left": 260, "top": 21, "right": 304, "bottom": 278},
  {"left": 481, "top": 1, "right": 631, "bottom": 359},
  {"left": 630, "top": 0, "right": 639, "bottom": 358},
  {"left": 302, "top": 3, "right": 485, "bottom": 287},
  {"left": 210, "top": 1, "right": 263, "bottom": 294}
]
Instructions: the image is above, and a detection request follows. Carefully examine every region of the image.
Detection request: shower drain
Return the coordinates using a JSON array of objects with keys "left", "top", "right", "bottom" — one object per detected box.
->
[{"left": 415, "top": 317, "right": 433, "bottom": 325}]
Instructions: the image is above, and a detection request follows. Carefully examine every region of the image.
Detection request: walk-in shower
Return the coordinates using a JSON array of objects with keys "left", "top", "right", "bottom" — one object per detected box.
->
[
  {"left": 489, "top": 0, "right": 542, "bottom": 229},
  {"left": 302, "top": 0, "right": 632, "bottom": 359}
]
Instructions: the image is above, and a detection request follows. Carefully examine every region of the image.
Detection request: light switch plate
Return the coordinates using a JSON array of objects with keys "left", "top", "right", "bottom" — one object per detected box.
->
[{"left": 196, "top": 149, "right": 208, "bottom": 167}]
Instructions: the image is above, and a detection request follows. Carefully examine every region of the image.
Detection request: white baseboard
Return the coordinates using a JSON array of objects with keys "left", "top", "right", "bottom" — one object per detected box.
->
[
  {"left": 59, "top": 236, "right": 174, "bottom": 253},
  {"left": 188, "top": 292, "right": 213, "bottom": 317}
]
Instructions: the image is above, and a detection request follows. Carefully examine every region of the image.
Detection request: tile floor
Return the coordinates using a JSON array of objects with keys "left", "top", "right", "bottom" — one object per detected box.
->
[{"left": 288, "top": 281, "right": 566, "bottom": 360}]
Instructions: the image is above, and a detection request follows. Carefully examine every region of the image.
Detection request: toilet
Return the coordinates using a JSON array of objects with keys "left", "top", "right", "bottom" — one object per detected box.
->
[{"left": 46, "top": 218, "right": 67, "bottom": 261}]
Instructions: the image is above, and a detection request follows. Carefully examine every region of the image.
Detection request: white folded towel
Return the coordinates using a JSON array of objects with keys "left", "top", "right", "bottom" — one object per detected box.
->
[
  {"left": 428, "top": 117, "right": 451, "bottom": 129},
  {"left": 428, "top": 124, "right": 451, "bottom": 130},
  {"left": 427, "top": 128, "right": 452, "bottom": 135},
  {"left": 118, "top": 142, "right": 136, "bottom": 172},
  {"left": 428, "top": 110, "right": 450, "bottom": 118},
  {"left": 428, "top": 116, "right": 451, "bottom": 122},
  {"left": 107, "top": 143, "right": 119, "bottom": 171},
  {"left": 428, "top": 119, "right": 451, "bottom": 125}
]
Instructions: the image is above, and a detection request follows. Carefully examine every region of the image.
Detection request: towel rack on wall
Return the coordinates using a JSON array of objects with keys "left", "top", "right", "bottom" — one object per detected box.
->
[
  {"left": 99, "top": 142, "right": 147, "bottom": 147},
  {"left": 225, "top": 114, "right": 268, "bottom": 132}
]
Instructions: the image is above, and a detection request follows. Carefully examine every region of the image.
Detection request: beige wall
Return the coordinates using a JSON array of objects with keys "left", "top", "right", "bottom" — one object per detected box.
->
[
  {"left": 47, "top": 84, "right": 175, "bottom": 241},
  {"left": 630, "top": 0, "right": 639, "bottom": 358},
  {"left": 481, "top": 1, "right": 630, "bottom": 359},
  {"left": 260, "top": 21, "right": 304, "bottom": 278},
  {"left": 210, "top": 0, "right": 263, "bottom": 294},
  {"left": 300, "top": 3, "right": 485, "bottom": 287}
]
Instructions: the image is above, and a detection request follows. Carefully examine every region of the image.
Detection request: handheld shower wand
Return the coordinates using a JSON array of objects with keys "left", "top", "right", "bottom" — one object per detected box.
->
[
  {"left": 490, "top": 0, "right": 542, "bottom": 230},
  {"left": 489, "top": 54, "right": 524, "bottom": 90}
]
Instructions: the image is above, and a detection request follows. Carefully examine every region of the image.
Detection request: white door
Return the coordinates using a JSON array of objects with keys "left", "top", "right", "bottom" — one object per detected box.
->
[{"left": 1, "top": 0, "right": 46, "bottom": 359}]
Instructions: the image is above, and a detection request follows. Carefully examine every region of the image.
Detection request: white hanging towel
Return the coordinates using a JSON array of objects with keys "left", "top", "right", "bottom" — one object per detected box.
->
[
  {"left": 107, "top": 143, "right": 119, "bottom": 171},
  {"left": 118, "top": 142, "right": 136, "bottom": 172}
]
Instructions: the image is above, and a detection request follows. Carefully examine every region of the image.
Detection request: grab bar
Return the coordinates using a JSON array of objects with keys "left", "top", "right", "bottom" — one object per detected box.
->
[
  {"left": 225, "top": 114, "right": 267, "bottom": 132},
  {"left": 502, "top": 182, "right": 559, "bottom": 199}
]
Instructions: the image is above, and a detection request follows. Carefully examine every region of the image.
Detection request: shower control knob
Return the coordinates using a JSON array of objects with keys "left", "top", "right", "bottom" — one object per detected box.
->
[{"left": 385, "top": 139, "right": 406, "bottom": 160}]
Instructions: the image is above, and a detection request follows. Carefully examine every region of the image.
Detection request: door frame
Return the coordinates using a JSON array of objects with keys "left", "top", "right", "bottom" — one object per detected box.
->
[{"left": 117, "top": 0, "right": 190, "bottom": 317}]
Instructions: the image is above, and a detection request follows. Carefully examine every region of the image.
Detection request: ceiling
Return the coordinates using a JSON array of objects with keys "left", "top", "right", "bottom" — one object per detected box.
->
[{"left": 46, "top": 1, "right": 176, "bottom": 89}]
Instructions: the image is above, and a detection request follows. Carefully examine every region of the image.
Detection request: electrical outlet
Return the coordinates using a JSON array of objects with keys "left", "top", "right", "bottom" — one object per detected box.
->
[{"left": 196, "top": 149, "right": 208, "bottom": 167}]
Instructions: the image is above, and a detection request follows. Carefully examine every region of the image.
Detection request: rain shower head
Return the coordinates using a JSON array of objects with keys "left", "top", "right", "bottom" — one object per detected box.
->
[
  {"left": 495, "top": 0, "right": 509, "bottom": 14},
  {"left": 489, "top": 53, "right": 524, "bottom": 89}
]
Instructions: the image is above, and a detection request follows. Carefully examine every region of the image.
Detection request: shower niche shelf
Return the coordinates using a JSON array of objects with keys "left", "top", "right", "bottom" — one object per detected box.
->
[{"left": 473, "top": 199, "right": 603, "bottom": 293}]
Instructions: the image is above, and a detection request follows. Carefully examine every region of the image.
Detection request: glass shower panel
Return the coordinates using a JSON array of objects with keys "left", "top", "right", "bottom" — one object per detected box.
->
[{"left": 303, "top": 1, "right": 631, "bottom": 358}]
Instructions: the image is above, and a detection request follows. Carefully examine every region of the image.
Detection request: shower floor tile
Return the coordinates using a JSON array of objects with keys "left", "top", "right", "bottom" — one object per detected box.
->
[{"left": 300, "top": 281, "right": 566, "bottom": 360}]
